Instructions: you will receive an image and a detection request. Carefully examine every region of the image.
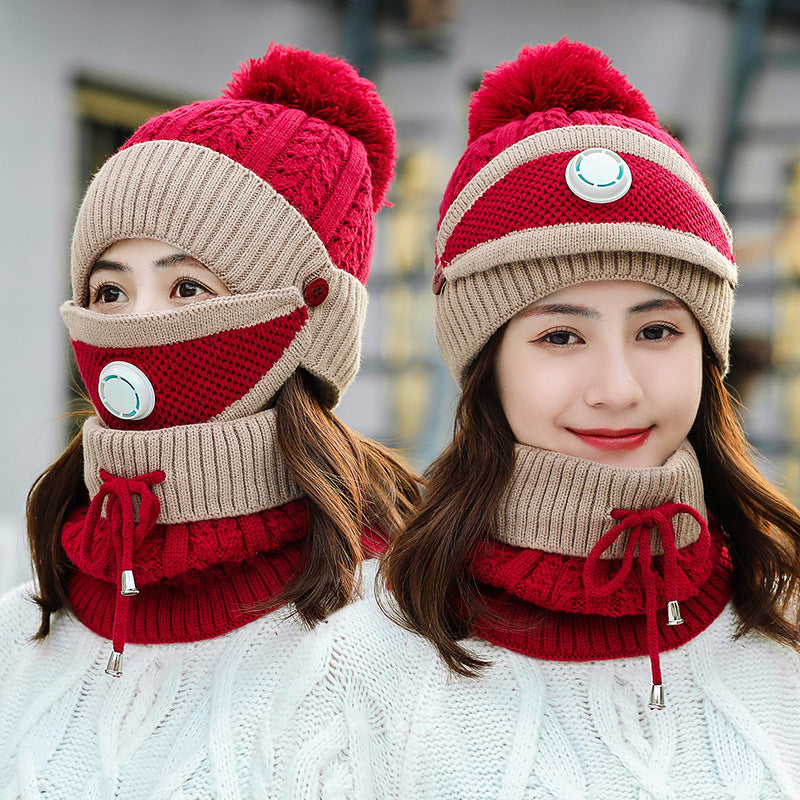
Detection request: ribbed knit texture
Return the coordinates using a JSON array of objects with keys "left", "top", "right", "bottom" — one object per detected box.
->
[
  {"left": 64, "top": 496, "right": 309, "bottom": 645},
  {"left": 68, "top": 45, "right": 397, "bottom": 405},
  {"left": 82, "top": 410, "right": 300, "bottom": 523},
  {"left": 72, "top": 141, "right": 348, "bottom": 302},
  {"left": 469, "top": 523, "right": 732, "bottom": 662},
  {"left": 63, "top": 405, "right": 317, "bottom": 664},
  {"left": 436, "top": 125, "right": 732, "bottom": 262},
  {"left": 269, "top": 593, "right": 800, "bottom": 799},
  {"left": 71, "top": 44, "right": 397, "bottom": 300},
  {"left": 458, "top": 439, "right": 729, "bottom": 693},
  {"left": 438, "top": 129, "right": 735, "bottom": 276},
  {"left": 495, "top": 439, "right": 705, "bottom": 556}
]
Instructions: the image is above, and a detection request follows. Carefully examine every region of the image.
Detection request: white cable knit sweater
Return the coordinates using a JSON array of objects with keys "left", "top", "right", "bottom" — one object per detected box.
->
[
  {"left": 0, "top": 580, "right": 304, "bottom": 800},
  {"left": 0, "top": 560, "right": 377, "bottom": 800},
  {"left": 273, "top": 590, "right": 800, "bottom": 800}
]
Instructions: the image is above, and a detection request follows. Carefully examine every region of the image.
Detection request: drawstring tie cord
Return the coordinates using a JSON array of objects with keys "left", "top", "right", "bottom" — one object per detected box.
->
[
  {"left": 582, "top": 502, "right": 710, "bottom": 710},
  {"left": 80, "top": 468, "right": 166, "bottom": 677}
]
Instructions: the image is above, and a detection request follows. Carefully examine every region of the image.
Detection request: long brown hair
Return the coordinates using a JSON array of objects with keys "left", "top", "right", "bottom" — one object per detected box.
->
[
  {"left": 27, "top": 368, "right": 421, "bottom": 637},
  {"left": 382, "top": 334, "right": 800, "bottom": 676}
]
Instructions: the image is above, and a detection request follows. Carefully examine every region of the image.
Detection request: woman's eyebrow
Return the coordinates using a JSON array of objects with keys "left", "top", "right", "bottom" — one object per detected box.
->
[
  {"left": 153, "top": 253, "right": 205, "bottom": 269},
  {"left": 90, "top": 259, "right": 128, "bottom": 274},
  {"left": 90, "top": 253, "right": 203, "bottom": 275},
  {"left": 520, "top": 303, "right": 599, "bottom": 319},
  {"left": 521, "top": 297, "right": 685, "bottom": 319},
  {"left": 627, "top": 298, "right": 685, "bottom": 315}
]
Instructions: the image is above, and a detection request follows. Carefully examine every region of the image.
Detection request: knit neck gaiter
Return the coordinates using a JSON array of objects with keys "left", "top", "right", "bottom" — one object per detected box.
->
[
  {"left": 63, "top": 408, "right": 308, "bottom": 676},
  {"left": 467, "top": 440, "right": 732, "bottom": 709}
]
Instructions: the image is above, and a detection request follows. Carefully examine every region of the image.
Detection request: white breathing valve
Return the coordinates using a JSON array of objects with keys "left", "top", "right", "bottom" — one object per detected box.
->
[
  {"left": 98, "top": 361, "right": 156, "bottom": 421},
  {"left": 565, "top": 148, "right": 632, "bottom": 204}
]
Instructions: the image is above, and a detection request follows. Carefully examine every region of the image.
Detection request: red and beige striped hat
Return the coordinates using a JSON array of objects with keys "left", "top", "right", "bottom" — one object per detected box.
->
[
  {"left": 69, "top": 44, "right": 395, "bottom": 407},
  {"left": 433, "top": 39, "right": 736, "bottom": 384}
]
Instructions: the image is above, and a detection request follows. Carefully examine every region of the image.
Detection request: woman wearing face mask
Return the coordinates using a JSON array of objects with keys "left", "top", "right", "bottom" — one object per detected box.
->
[
  {"left": 0, "top": 44, "right": 419, "bottom": 797},
  {"left": 275, "top": 41, "right": 800, "bottom": 798}
]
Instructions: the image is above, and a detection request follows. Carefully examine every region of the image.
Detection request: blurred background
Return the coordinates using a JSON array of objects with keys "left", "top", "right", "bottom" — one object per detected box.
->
[{"left": 1, "top": 0, "right": 799, "bottom": 591}]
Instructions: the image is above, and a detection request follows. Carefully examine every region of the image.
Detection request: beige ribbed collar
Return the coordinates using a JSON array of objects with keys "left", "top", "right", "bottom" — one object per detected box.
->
[
  {"left": 493, "top": 440, "right": 707, "bottom": 559},
  {"left": 82, "top": 409, "right": 301, "bottom": 525}
]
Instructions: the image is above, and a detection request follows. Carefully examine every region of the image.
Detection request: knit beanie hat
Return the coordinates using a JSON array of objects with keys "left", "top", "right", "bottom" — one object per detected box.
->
[
  {"left": 434, "top": 39, "right": 736, "bottom": 384},
  {"left": 66, "top": 44, "right": 395, "bottom": 409}
]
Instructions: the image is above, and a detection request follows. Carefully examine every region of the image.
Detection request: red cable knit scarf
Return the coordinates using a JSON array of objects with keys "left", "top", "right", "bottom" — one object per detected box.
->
[{"left": 63, "top": 469, "right": 310, "bottom": 673}]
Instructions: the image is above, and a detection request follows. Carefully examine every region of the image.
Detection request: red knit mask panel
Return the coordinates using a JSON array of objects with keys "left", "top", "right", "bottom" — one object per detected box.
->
[
  {"left": 441, "top": 152, "right": 734, "bottom": 269},
  {"left": 72, "top": 307, "right": 308, "bottom": 431}
]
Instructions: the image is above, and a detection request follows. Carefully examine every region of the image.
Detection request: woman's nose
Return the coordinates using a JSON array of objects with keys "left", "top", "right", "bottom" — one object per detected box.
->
[
  {"left": 130, "top": 290, "right": 173, "bottom": 315},
  {"left": 583, "top": 349, "right": 645, "bottom": 409}
]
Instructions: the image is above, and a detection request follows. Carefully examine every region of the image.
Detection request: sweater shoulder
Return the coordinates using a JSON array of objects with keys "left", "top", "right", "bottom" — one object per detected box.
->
[
  {"left": 0, "top": 581, "right": 43, "bottom": 656},
  {"left": 310, "top": 586, "right": 452, "bottom": 678}
]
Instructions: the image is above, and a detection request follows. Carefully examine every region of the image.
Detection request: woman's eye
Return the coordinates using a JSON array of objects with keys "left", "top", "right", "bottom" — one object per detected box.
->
[
  {"left": 540, "top": 330, "right": 580, "bottom": 346},
  {"left": 639, "top": 324, "right": 679, "bottom": 341},
  {"left": 174, "top": 280, "right": 210, "bottom": 299},
  {"left": 94, "top": 285, "right": 123, "bottom": 304}
]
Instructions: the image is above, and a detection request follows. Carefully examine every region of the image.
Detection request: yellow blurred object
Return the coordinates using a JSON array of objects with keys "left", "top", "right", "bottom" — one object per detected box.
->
[{"left": 775, "top": 156, "right": 800, "bottom": 498}]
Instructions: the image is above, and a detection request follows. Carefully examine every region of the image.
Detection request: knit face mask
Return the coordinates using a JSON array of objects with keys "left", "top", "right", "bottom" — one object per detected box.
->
[{"left": 62, "top": 288, "right": 310, "bottom": 430}]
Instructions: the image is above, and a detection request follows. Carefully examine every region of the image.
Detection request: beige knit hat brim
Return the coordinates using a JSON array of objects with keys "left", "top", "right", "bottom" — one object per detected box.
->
[
  {"left": 435, "top": 251, "right": 734, "bottom": 385},
  {"left": 71, "top": 140, "right": 335, "bottom": 302},
  {"left": 443, "top": 222, "right": 737, "bottom": 288}
]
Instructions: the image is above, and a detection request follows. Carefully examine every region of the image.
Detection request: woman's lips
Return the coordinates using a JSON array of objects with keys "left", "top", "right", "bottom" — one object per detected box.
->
[{"left": 567, "top": 426, "right": 653, "bottom": 451}]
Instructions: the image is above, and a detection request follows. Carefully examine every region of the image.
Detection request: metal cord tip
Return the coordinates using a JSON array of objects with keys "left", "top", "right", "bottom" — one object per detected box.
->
[
  {"left": 105, "top": 650, "right": 123, "bottom": 677},
  {"left": 120, "top": 569, "right": 139, "bottom": 596},
  {"left": 649, "top": 684, "right": 666, "bottom": 710},
  {"left": 667, "top": 600, "right": 684, "bottom": 626}
]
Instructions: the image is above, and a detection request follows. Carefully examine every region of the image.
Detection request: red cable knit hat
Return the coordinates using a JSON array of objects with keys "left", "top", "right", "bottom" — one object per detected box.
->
[
  {"left": 69, "top": 44, "right": 396, "bottom": 405},
  {"left": 434, "top": 39, "right": 736, "bottom": 383}
]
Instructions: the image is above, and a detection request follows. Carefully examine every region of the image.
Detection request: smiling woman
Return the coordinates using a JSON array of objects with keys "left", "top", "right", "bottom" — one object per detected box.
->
[{"left": 270, "top": 40, "right": 800, "bottom": 800}]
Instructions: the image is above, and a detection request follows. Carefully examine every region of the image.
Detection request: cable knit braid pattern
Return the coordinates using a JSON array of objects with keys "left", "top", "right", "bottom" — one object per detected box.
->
[
  {"left": 270, "top": 592, "right": 800, "bottom": 800},
  {"left": 0, "top": 563, "right": 378, "bottom": 800},
  {"left": 120, "top": 49, "right": 393, "bottom": 287}
]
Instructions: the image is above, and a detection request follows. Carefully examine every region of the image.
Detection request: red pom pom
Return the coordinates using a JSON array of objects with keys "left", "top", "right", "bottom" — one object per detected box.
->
[
  {"left": 468, "top": 39, "right": 659, "bottom": 143},
  {"left": 224, "top": 44, "right": 396, "bottom": 211}
]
